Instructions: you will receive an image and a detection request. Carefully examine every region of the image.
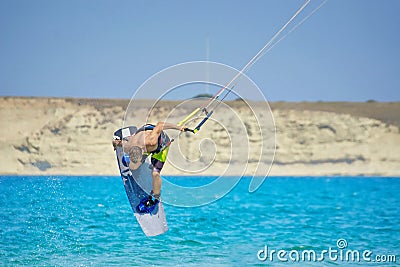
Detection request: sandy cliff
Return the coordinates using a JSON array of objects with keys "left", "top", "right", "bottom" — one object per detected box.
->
[{"left": 0, "top": 97, "right": 399, "bottom": 176}]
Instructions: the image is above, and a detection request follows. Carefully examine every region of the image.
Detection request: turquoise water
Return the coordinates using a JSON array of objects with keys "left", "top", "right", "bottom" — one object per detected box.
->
[{"left": 1, "top": 176, "right": 399, "bottom": 266}]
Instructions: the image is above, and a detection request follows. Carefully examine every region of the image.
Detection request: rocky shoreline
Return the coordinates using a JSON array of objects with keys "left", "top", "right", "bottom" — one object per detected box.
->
[{"left": 1, "top": 97, "right": 399, "bottom": 176}]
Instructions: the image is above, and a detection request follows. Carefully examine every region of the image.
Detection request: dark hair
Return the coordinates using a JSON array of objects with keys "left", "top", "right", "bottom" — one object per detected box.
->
[{"left": 128, "top": 146, "right": 143, "bottom": 163}]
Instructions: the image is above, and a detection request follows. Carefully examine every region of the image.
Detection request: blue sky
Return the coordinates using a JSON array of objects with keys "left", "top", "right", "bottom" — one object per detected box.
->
[{"left": 1, "top": 0, "right": 399, "bottom": 102}]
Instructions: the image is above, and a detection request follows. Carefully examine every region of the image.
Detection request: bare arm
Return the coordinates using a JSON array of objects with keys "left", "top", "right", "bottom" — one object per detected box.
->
[
  {"left": 147, "top": 122, "right": 183, "bottom": 144},
  {"left": 154, "top": 122, "right": 183, "bottom": 133},
  {"left": 157, "top": 122, "right": 183, "bottom": 131}
]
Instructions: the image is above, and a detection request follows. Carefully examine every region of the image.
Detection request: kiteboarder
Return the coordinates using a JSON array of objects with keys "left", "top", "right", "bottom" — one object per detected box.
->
[{"left": 113, "top": 122, "right": 185, "bottom": 205}]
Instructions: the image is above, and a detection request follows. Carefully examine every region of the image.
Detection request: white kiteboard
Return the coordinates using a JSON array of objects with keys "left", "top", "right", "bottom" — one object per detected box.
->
[{"left": 114, "top": 126, "right": 168, "bottom": 237}]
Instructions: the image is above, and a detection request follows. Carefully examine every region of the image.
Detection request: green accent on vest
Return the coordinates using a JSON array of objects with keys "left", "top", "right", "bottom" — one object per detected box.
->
[{"left": 151, "top": 147, "right": 169, "bottom": 163}]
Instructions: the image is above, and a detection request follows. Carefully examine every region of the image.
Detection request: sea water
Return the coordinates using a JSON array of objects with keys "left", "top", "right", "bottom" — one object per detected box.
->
[{"left": 0, "top": 176, "right": 399, "bottom": 266}]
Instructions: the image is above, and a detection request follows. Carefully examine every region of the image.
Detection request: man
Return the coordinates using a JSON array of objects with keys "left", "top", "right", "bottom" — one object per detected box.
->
[{"left": 113, "top": 122, "right": 185, "bottom": 208}]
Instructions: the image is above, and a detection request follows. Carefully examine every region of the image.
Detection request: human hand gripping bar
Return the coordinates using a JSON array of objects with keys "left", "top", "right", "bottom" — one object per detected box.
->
[{"left": 181, "top": 110, "right": 214, "bottom": 134}]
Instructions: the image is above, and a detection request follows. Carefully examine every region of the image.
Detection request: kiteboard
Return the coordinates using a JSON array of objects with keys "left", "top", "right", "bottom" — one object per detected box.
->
[{"left": 114, "top": 126, "right": 168, "bottom": 237}]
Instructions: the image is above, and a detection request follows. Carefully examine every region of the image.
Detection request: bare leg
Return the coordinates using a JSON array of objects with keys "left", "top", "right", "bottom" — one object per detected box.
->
[{"left": 151, "top": 171, "right": 162, "bottom": 197}]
